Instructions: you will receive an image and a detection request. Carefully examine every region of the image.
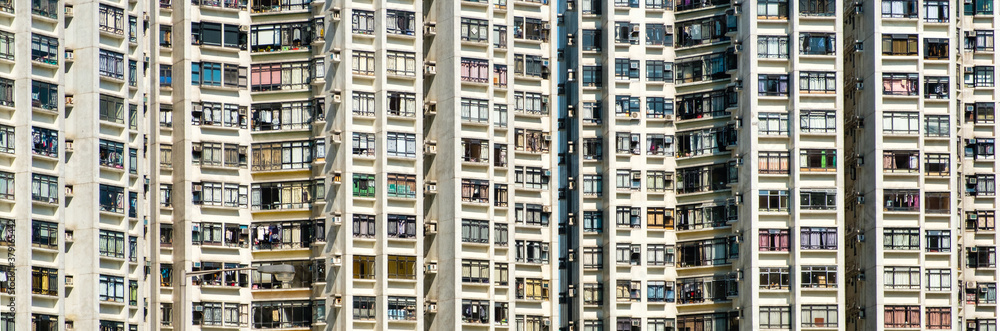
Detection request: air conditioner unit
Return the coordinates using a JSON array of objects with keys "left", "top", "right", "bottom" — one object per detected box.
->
[
  {"left": 331, "top": 129, "right": 342, "bottom": 143},
  {"left": 543, "top": 134, "right": 552, "bottom": 141},
  {"left": 567, "top": 69, "right": 576, "bottom": 81},
  {"left": 630, "top": 246, "right": 641, "bottom": 253},
  {"left": 854, "top": 40, "right": 864, "bottom": 51},
  {"left": 332, "top": 89, "right": 343, "bottom": 103},
  {"left": 542, "top": 205, "right": 551, "bottom": 213},
  {"left": 424, "top": 22, "right": 437, "bottom": 36},
  {"left": 664, "top": 114, "right": 674, "bottom": 121},
  {"left": 966, "top": 67, "right": 975, "bottom": 73},
  {"left": 332, "top": 254, "right": 343, "bottom": 266},
  {"left": 330, "top": 7, "right": 342, "bottom": 20},
  {"left": 425, "top": 181, "right": 438, "bottom": 193},
  {"left": 239, "top": 25, "right": 249, "bottom": 32},
  {"left": 424, "top": 63, "right": 437, "bottom": 75},
  {"left": 426, "top": 301, "right": 438, "bottom": 313},
  {"left": 330, "top": 48, "right": 342, "bottom": 62},
  {"left": 629, "top": 61, "right": 639, "bottom": 69},
  {"left": 333, "top": 295, "right": 343, "bottom": 306},
  {"left": 630, "top": 112, "right": 640, "bottom": 119},
  {"left": 424, "top": 101, "right": 437, "bottom": 115},
  {"left": 424, "top": 221, "right": 438, "bottom": 234},
  {"left": 424, "top": 140, "right": 437, "bottom": 154},
  {"left": 333, "top": 215, "right": 342, "bottom": 225},
  {"left": 543, "top": 23, "right": 551, "bottom": 30},
  {"left": 734, "top": 42, "right": 743, "bottom": 53},
  {"left": 425, "top": 262, "right": 438, "bottom": 273},
  {"left": 567, "top": 33, "right": 575, "bottom": 45}
]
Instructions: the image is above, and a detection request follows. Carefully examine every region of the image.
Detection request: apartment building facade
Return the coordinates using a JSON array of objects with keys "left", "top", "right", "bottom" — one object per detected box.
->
[{"left": 0, "top": 0, "right": 991, "bottom": 330}]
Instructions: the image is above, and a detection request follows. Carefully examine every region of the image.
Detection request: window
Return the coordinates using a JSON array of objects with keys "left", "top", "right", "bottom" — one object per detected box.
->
[
  {"left": 516, "top": 204, "right": 549, "bottom": 226},
  {"left": 925, "top": 192, "right": 950, "bottom": 213},
  {"left": 250, "top": 61, "right": 311, "bottom": 91},
  {"left": 99, "top": 139, "right": 125, "bottom": 169},
  {"left": 615, "top": 243, "right": 641, "bottom": 265},
  {"left": 583, "top": 247, "right": 603, "bottom": 269},
  {"left": 924, "top": 230, "right": 951, "bottom": 253},
  {"left": 31, "top": 267, "right": 57, "bottom": 295},
  {"left": 351, "top": 174, "right": 376, "bottom": 198},
  {"left": 883, "top": 150, "right": 919, "bottom": 172},
  {"left": 647, "top": 244, "right": 672, "bottom": 265},
  {"left": 883, "top": 112, "right": 920, "bottom": 134},
  {"left": 462, "top": 219, "right": 489, "bottom": 243},
  {"left": 582, "top": 102, "right": 602, "bottom": 123},
  {"left": 461, "top": 58, "right": 489, "bottom": 83},
  {"left": 801, "top": 305, "right": 837, "bottom": 328},
  {"left": 31, "top": 314, "right": 58, "bottom": 331},
  {"left": 250, "top": 180, "right": 324, "bottom": 210},
  {"left": 615, "top": 170, "right": 641, "bottom": 191},
  {"left": 160, "top": 65, "right": 173, "bottom": 86},
  {"left": 461, "top": 98, "right": 489, "bottom": 123},
  {"left": 351, "top": 10, "right": 375, "bottom": 34},
  {"left": 925, "top": 307, "right": 950, "bottom": 329},
  {"left": 614, "top": 22, "right": 639, "bottom": 44},
  {"left": 493, "top": 104, "right": 508, "bottom": 128},
  {"left": 515, "top": 240, "right": 550, "bottom": 263},
  {"left": 646, "top": 172, "right": 673, "bottom": 192},
  {"left": 513, "top": 17, "right": 548, "bottom": 41},
  {"left": 883, "top": 73, "right": 919, "bottom": 95},
  {"left": 98, "top": 94, "right": 126, "bottom": 125},
  {"left": 352, "top": 214, "right": 375, "bottom": 238},
  {"left": 461, "top": 300, "right": 490, "bottom": 324},
  {"left": 31, "top": 80, "right": 58, "bottom": 111},
  {"left": 800, "top": 0, "right": 834, "bottom": 15},
  {"left": 758, "top": 74, "right": 789, "bottom": 96},
  {"left": 514, "top": 91, "right": 548, "bottom": 115},
  {"left": 514, "top": 54, "right": 546, "bottom": 78},
  {"left": 583, "top": 174, "right": 602, "bottom": 197},
  {"left": 924, "top": 115, "right": 950, "bottom": 137},
  {"left": 462, "top": 260, "right": 490, "bottom": 283},
  {"left": 966, "top": 0, "right": 994, "bottom": 15},
  {"left": 925, "top": 38, "right": 949, "bottom": 59},
  {"left": 646, "top": 24, "right": 667, "bottom": 46},
  {"left": 99, "top": 230, "right": 125, "bottom": 258},
  {"left": 614, "top": 59, "right": 640, "bottom": 80},
  {"left": 494, "top": 223, "right": 508, "bottom": 246},
  {"left": 884, "top": 266, "right": 920, "bottom": 289},
  {"left": 968, "top": 210, "right": 996, "bottom": 231},
  {"left": 925, "top": 0, "right": 949, "bottom": 22},
  {"left": 967, "top": 102, "right": 995, "bottom": 124},
  {"left": 969, "top": 247, "right": 998, "bottom": 268},
  {"left": 801, "top": 227, "right": 837, "bottom": 250},
  {"left": 0, "top": 78, "right": 11, "bottom": 108},
  {"left": 884, "top": 228, "right": 920, "bottom": 250},
  {"left": 925, "top": 76, "right": 949, "bottom": 99},
  {"left": 248, "top": 21, "right": 313, "bottom": 52},
  {"left": 799, "top": 71, "right": 836, "bottom": 92},
  {"left": 759, "top": 151, "right": 789, "bottom": 174},
  {"left": 760, "top": 306, "right": 791, "bottom": 329},
  {"left": 386, "top": 132, "right": 416, "bottom": 158},
  {"left": 646, "top": 98, "right": 673, "bottom": 118},
  {"left": 386, "top": 10, "right": 415, "bottom": 35},
  {"left": 386, "top": 173, "right": 416, "bottom": 199},
  {"left": 759, "top": 229, "right": 789, "bottom": 251},
  {"left": 883, "top": 0, "right": 918, "bottom": 17},
  {"left": 515, "top": 278, "right": 550, "bottom": 300},
  {"left": 800, "top": 33, "right": 835, "bottom": 55},
  {"left": 160, "top": 25, "right": 173, "bottom": 47},
  {"left": 31, "top": 173, "right": 58, "bottom": 203},
  {"left": 758, "top": 35, "right": 789, "bottom": 58},
  {"left": 801, "top": 266, "right": 837, "bottom": 288},
  {"left": 514, "top": 166, "right": 550, "bottom": 190},
  {"left": 0, "top": 31, "right": 12, "bottom": 61},
  {"left": 250, "top": 140, "right": 315, "bottom": 170},
  {"left": 925, "top": 269, "right": 951, "bottom": 291},
  {"left": 884, "top": 306, "right": 920, "bottom": 328},
  {"left": 99, "top": 185, "right": 125, "bottom": 213},
  {"left": 461, "top": 18, "right": 489, "bottom": 42},
  {"left": 615, "top": 280, "right": 641, "bottom": 302},
  {"left": 386, "top": 91, "right": 416, "bottom": 117},
  {"left": 99, "top": 49, "right": 125, "bottom": 80},
  {"left": 387, "top": 255, "right": 416, "bottom": 279},
  {"left": 966, "top": 138, "right": 995, "bottom": 159},
  {"left": 800, "top": 149, "right": 836, "bottom": 171},
  {"left": 99, "top": 275, "right": 125, "bottom": 303},
  {"left": 757, "top": 0, "right": 789, "bottom": 18},
  {"left": 583, "top": 211, "right": 603, "bottom": 233},
  {"left": 677, "top": 238, "right": 738, "bottom": 267},
  {"left": 967, "top": 66, "right": 996, "bottom": 87},
  {"left": 30, "top": 34, "right": 58, "bottom": 65},
  {"left": 351, "top": 51, "right": 375, "bottom": 76},
  {"left": 760, "top": 267, "right": 789, "bottom": 289}
]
